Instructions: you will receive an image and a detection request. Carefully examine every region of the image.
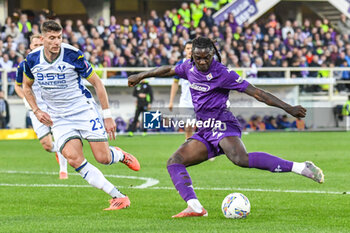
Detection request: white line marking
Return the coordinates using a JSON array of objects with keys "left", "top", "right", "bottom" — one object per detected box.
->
[
  {"left": 150, "top": 186, "right": 349, "bottom": 195},
  {"left": 0, "top": 183, "right": 348, "bottom": 195},
  {"left": 0, "top": 170, "right": 159, "bottom": 189},
  {"left": 0, "top": 170, "right": 348, "bottom": 195},
  {"left": 0, "top": 183, "right": 91, "bottom": 188}
]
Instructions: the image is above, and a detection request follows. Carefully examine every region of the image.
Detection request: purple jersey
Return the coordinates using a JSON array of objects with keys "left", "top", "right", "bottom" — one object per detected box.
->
[{"left": 175, "top": 59, "right": 250, "bottom": 121}]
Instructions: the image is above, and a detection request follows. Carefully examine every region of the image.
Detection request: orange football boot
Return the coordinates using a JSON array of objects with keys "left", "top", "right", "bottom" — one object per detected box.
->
[
  {"left": 104, "top": 196, "right": 130, "bottom": 210},
  {"left": 172, "top": 206, "right": 208, "bottom": 218},
  {"left": 59, "top": 171, "right": 68, "bottom": 179},
  {"left": 115, "top": 147, "right": 140, "bottom": 171}
]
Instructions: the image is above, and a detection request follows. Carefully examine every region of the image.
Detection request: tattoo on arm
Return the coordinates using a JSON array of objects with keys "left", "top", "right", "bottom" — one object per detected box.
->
[{"left": 140, "top": 66, "right": 176, "bottom": 79}]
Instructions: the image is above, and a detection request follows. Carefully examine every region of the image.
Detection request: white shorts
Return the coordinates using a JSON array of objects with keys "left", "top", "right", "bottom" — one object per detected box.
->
[
  {"left": 29, "top": 111, "right": 51, "bottom": 140},
  {"left": 51, "top": 105, "right": 108, "bottom": 153}
]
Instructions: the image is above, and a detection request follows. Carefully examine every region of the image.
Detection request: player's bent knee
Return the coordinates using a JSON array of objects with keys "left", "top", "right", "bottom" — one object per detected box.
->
[
  {"left": 41, "top": 141, "right": 52, "bottom": 152},
  {"left": 167, "top": 157, "right": 176, "bottom": 166},
  {"left": 40, "top": 136, "right": 53, "bottom": 152},
  {"left": 63, "top": 152, "right": 84, "bottom": 168},
  {"left": 228, "top": 152, "right": 249, "bottom": 167},
  {"left": 67, "top": 158, "right": 82, "bottom": 168},
  {"left": 95, "top": 155, "right": 110, "bottom": 165},
  {"left": 167, "top": 153, "right": 184, "bottom": 166},
  {"left": 42, "top": 144, "right": 52, "bottom": 152},
  {"left": 91, "top": 145, "right": 111, "bottom": 164}
]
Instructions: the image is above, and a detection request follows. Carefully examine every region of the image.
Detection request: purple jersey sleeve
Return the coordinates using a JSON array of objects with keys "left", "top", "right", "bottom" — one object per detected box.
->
[
  {"left": 174, "top": 60, "right": 189, "bottom": 80},
  {"left": 220, "top": 68, "right": 250, "bottom": 92}
]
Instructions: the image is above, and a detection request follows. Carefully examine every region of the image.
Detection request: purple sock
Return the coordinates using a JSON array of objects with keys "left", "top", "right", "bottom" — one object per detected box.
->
[
  {"left": 167, "top": 164, "right": 197, "bottom": 202},
  {"left": 248, "top": 152, "right": 293, "bottom": 172}
]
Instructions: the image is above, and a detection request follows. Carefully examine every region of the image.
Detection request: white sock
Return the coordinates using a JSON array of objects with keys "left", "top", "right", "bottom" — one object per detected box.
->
[
  {"left": 187, "top": 199, "right": 203, "bottom": 213},
  {"left": 108, "top": 146, "right": 124, "bottom": 165},
  {"left": 292, "top": 162, "right": 305, "bottom": 174},
  {"left": 57, "top": 152, "right": 68, "bottom": 173},
  {"left": 77, "top": 159, "right": 125, "bottom": 198},
  {"left": 51, "top": 142, "right": 57, "bottom": 153}
]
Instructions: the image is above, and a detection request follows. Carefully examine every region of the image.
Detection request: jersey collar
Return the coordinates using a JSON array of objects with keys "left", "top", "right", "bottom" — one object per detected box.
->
[{"left": 43, "top": 47, "right": 62, "bottom": 64}]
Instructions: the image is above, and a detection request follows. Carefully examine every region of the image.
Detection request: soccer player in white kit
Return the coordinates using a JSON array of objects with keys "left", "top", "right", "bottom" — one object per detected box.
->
[
  {"left": 169, "top": 41, "right": 194, "bottom": 139},
  {"left": 23, "top": 20, "right": 140, "bottom": 210},
  {"left": 15, "top": 34, "right": 68, "bottom": 179}
]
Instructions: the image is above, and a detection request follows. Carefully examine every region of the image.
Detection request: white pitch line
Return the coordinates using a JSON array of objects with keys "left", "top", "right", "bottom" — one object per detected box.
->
[
  {"left": 0, "top": 183, "right": 348, "bottom": 195},
  {"left": 0, "top": 183, "right": 92, "bottom": 188},
  {"left": 0, "top": 170, "right": 349, "bottom": 195},
  {"left": 149, "top": 186, "right": 349, "bottom": 195},
  {"left": 0, "top": 170, "right": 159, "bottom": 189}
]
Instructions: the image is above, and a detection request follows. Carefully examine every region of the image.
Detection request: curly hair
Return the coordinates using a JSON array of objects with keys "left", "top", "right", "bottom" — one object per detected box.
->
[{"left": 191, "top": 36, "right": 221, "bottom": 63}]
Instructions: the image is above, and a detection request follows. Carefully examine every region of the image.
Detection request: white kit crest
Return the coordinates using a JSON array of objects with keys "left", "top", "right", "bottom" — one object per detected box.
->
[{"left": 206, "top": 73, "right": 213, "bottom": 81}]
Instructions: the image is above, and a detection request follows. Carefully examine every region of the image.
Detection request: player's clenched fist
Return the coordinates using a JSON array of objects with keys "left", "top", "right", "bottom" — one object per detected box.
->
[
  {"left": 128, "top": 74, "right": 142, "bottom": 87},
  {"left": 286, "top": 105, "right": 307, "bottom": 118}
]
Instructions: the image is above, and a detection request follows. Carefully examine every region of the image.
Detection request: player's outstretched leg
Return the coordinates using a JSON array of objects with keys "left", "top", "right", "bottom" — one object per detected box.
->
[
  {"left": 167, "top": 140, "right": 209, "bottom": 218},
  {"left": 220, "top": 137, "right": 324, "bottom": 183},
  {"left": 248, "top": 152, "right": 324, "bottom": 183},
  {"left": 64, "top": 139, "right": 130, "bottom": 210},
  {"left": 75, "top": 159, "right": 130, "bottom": 210}
]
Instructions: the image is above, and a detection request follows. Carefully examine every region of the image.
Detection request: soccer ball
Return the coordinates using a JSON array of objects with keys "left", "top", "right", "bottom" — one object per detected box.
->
[{"left": 221, "top": 193, "right": 250, "bottom": 219}]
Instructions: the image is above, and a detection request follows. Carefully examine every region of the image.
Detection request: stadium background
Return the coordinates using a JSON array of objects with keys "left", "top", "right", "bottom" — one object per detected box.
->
[
  {"left": 1, "top": 0, "right": 350, "bottom": 135},
  {"left": 0, "top": 1, "right": 349, "bottom": 232}
]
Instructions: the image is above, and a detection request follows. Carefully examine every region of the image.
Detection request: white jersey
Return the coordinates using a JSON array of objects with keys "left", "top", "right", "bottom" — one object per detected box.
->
[
  {"left": 179, "top": 78, "right": 193, "bottom": 108},
  {"left": 176, "top": 58, "right": 193, "bottom": 108},
  {"left": 24, "top": 43, "right": 94, "bottom": 116}
]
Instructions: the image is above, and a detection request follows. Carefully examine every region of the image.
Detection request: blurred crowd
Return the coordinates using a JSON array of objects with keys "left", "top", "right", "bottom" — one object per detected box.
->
[
  {"left": 239, "top": 114, "right": 305, "bottom": 131},
  {"left": 1, "top": 0, "right": 350, "bottom": 89}
]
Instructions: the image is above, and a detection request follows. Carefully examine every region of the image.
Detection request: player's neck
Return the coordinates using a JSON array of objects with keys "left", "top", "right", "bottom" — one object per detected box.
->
[{"left": 43, "top": 48, "right": 61, "bottom": 63}]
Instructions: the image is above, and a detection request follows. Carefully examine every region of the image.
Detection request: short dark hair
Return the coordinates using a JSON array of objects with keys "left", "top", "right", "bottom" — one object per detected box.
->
[
  {"left": 41, "top": 20, "right": 62, "bottom": 34},
  {"left": 185, "top": 40, "right": 193, "bottom": 46},
  {"left": 191, "top": 36, "right": 221, "bottom": 63}
]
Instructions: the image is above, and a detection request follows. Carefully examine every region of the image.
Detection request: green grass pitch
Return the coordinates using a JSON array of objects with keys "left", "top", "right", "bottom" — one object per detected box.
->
[{"left": 1, "top": 132, "right": 349, "bottom": 233}]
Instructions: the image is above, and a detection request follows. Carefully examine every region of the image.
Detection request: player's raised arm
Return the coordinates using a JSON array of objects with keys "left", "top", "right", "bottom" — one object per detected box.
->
[
  {"left": 87, "top": 73, "right": 116, "bottom": 140},
  {"left": 244, "top": 84, "right": 307, "bottom": 118},
  {"left": 128, "top": 65, "right": 176, "bottom": 87}
]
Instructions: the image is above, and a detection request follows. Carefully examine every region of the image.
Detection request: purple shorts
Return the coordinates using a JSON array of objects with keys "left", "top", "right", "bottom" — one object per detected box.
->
[{"left": 191, "top": 112, "right": 242, "bottom": 159}]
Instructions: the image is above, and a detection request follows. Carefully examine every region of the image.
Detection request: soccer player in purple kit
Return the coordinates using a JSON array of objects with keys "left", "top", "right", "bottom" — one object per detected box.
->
[{"left": 128, "top": 37, "right": 324, "bottom": 218}]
